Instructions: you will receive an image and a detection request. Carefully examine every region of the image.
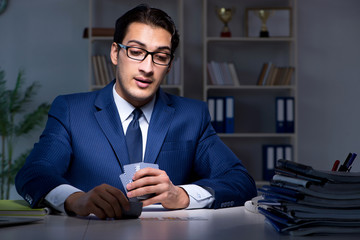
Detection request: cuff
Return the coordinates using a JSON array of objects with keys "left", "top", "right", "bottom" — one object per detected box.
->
[
  {"left": 44, "top": 184, "right": 83, "bottom": 214},
  {"left": 179, "top": 184, "right": 215, "bottom": 209}
]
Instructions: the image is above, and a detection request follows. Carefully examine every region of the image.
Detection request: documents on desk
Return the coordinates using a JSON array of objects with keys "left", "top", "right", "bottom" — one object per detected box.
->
[{"left": 247, "top": 159, "right": 360, "bottom": 236}]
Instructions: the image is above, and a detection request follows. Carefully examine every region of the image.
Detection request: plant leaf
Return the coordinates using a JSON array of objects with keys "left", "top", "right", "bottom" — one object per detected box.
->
[
  {"left": 15, "top": 103, "right": 51, "bottom": 136},
  {"left": 0, "top": 149, "right": 30, "bottom": 179}
]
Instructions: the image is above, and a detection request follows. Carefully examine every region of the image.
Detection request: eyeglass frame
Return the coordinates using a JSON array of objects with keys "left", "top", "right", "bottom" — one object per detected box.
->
[{"left": 117, "top": 43, "right": 174, "bottom": 66}]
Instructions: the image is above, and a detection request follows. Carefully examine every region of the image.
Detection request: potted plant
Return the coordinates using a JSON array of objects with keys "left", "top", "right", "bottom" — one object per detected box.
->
[{"left": 0, "top": 68, "right": 50, "bottom": 199}]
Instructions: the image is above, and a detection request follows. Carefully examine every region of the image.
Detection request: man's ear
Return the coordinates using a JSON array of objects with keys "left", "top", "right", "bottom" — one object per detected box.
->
[{"left": 110, "top": 42, "right": 118, "bottom": 65}]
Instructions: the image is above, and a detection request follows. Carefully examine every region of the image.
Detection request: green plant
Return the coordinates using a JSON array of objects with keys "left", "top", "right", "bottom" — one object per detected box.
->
[{"left": 0, "top": 68, "right": 51, "bottom": 199}]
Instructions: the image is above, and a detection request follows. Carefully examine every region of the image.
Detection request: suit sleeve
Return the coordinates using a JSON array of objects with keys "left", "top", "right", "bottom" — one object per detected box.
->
[
  {"left": 192, "top": 102, "right": 257, "bottom": 209},
  {"left": 15, "top": 96, "right": 74, "bottom": 208}
]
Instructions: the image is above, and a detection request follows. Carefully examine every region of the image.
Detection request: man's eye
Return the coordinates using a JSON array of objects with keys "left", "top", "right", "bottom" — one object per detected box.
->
[
  {"left": 154, "top": 54, "right": 170, "bottom": 62},
  {"left": 129, "top": 49, "right": 144, "bottom": 56}
]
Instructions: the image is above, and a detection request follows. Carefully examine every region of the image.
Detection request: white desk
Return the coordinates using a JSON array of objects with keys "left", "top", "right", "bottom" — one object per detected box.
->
[{"left": 1, "top": 206, "right": 360, "bottom": 240}]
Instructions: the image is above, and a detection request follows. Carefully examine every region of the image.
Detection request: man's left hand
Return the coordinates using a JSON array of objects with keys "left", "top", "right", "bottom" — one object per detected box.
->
[{"left": 125, "top": 168, "right": 190, "bottom": 209}]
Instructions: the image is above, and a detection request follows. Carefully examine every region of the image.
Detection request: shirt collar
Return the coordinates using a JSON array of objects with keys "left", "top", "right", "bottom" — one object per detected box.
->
[{"left": 112, "top": 83, "right": 155, "bottom": 124}]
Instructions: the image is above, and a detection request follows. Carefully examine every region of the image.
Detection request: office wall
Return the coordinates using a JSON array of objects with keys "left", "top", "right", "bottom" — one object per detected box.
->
[
  {"left": 1, "top": 0, "right": 360, "bottom": 199},
  {"left": 297, "top": 0, "right": 360, "bottom": 171}
]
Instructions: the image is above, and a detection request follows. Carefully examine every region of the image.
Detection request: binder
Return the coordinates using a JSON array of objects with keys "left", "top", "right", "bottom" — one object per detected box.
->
[
  {"left": 263, "top": 145, "right": 275, "bottom": 181},
  {"left": 207, "top": 97, "right": 216, "bottom": 130},
  {"left": 285, "top": 97, "right": 294, "bottom": 133},
  {"left": 284, "top": 145, "right": 293, "bottom": 161},
  {"left": 276, "top": 146, "right": 284, "bottom": 163},
  {"left": 276, "top": 97, "right": 285, "bottom": 133},
  {"left": 224, "top": 96, "right": 234, "bottom": 133},
  {"left": 215, "top": 97, "right": 225, "bottom": 133}
]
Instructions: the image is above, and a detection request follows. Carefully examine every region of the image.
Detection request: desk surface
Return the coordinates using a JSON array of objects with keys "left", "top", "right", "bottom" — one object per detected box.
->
[{"left": 1, "top": 206, "right": 360, "bottom": 240}]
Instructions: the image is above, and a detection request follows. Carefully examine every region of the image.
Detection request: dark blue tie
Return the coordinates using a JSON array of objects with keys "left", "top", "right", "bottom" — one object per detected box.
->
[{"left": 126, "top": 108, "right": 143, "bottom": 163}]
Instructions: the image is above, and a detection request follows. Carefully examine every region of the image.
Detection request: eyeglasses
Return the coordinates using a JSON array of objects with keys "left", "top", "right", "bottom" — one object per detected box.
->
[{"left": 117, "top": 43, "right": 173, "bottom": 66}]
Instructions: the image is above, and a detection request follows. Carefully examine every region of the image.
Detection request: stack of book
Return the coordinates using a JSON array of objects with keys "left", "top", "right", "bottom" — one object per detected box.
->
[
  {"left": 92, "top": 55, "right": 115, "bottom": 86},
  {"left": 255, "top": 159, "right": 360, "bottom": 236},
  {"left": 257, "top": 62, "right": 294, "bottom": 86},
  {"left": 207, "top": 61, "right": 240, "bottom": 86}
]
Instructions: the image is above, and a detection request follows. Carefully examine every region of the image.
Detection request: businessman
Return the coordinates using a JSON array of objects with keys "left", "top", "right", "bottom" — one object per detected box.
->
[{"left": 15, "top": 4, "right": 257, "bottom": 219}]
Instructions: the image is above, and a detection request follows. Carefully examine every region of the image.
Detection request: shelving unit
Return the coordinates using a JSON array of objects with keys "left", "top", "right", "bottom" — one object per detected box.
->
[
  {"left": 87, "top": 0, "right": 184, "bottom": 96},
  {"left": 203, "top": 0, "right": 297, "bottom": 182}
]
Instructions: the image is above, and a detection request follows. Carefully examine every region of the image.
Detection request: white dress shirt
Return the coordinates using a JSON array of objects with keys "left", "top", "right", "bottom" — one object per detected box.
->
[{"left": 45, "top": 84, "right": 214, "bottom": 213}]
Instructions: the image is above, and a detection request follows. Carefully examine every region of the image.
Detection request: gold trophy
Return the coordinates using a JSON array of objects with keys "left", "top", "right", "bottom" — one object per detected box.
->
[
  {"left": 254, "top": 9, "right": 274, "bottom": 37},
  {"left": 216, "top": 7, "right": 234, "bottom": 37}
]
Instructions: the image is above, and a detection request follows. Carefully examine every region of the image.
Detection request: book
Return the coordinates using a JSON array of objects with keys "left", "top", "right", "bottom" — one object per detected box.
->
[
  {"left": 228, "top": 63, "right": 240, "bottom": 86},
  {"left": 257, "top": 62, "right": 268, "bottom": 85},
  {"left": 0, "top": 200, "right": 49, "bottom": 217},
  {"left": 92, "top": 55, "right": 101, "bottom": 86}
]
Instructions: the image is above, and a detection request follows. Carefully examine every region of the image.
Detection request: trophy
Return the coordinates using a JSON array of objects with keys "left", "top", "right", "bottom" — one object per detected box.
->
[
  {"left": 254, "top": 9, "right": 274, "bottom": 37},
  {"left": 216, "top": 7, "right": 234, "bottom": 37}
]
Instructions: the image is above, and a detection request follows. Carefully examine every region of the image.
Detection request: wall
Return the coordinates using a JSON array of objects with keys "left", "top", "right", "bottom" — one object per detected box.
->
[
  {"left": 1, "top": 0, "right": 360, "bottom": 199},
  {"left": 0, "top": 0, "right": 89, "bottom": 199},
  {"left": 297, "top": 0, "right": 360, "bottom": 171}
]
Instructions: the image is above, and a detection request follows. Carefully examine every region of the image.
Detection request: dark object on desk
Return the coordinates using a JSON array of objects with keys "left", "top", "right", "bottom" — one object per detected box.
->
[
  {"left": 0, "top": 216, "right": 43, "bottom": 227},
  {"left": 256, "top": 159, "right": 360, "bottom": 236},
  {"left": 122, "top": 199, "right": 143, "bottom": 219}
]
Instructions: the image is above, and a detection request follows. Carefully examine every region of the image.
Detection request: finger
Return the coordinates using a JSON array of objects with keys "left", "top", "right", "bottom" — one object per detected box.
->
[
  {"left": 127, "top": 183, "right": 160, "bottom": 199},
  {"left": 92, "top": 185, "right": 129, "bottom": 219},
  {"left": 105, "top": 185, "right": 130, "bottom": 215},
  {"left": 140, "top": 193, "right": 164, "bottom": 207},
  {"left": 91, "top": 191, "right": 117, "bottom": 218},
  {"left": 133, "top": 168, "right": 163, "bottom": 180},
  {"left": 90, "top": 204, "right": 107, "bottom": 220},
  {"left": 127, "top": 175, "right": 159, "bottom": 191}
]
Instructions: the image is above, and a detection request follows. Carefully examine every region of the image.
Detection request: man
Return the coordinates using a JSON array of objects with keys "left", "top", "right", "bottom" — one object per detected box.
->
[{"left": 15, "top": 4, "right": 257, "bottom": 219}]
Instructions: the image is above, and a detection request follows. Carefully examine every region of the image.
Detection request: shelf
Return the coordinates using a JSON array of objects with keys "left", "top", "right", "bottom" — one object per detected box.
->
[
  {"left": 91, "top": 36, "right": 113, "bottom": 42},
  {"left": 207, "top": 37, "right": 295, "bottom": 42},
  {"left": 217, "top": 133, "right": 295, "bottom": 138},
  {"left": 203, "top": 0, "right": 298, "bottom": 182},
  {"left": 206, "top": 85, "right": 295, "bottom": 90}
]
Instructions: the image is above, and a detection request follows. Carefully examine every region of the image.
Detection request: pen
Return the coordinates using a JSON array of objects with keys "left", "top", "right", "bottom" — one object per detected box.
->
[
  {"left": 346, "top": 153, "right": 357, "bottom": 172},
  {"left": 331, "top": 160, "right": 340, "bottom": 171},
  {"left": 338, "top": 152, "right": 352, "bottom": 172}
]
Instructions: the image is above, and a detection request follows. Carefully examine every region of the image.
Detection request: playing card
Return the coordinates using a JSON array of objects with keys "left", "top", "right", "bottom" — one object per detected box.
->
[
  {"left": 120, "top": 173, "right": 132, "bottom": 193},
  {"left": 124, "top": 162, "right": 159, "bottom": 180},
  {"left": 120, "top": 163, "right": 159, "bottom": 200}
]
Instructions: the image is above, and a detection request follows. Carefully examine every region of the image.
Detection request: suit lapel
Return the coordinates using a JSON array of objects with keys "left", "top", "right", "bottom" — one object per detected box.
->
[
  {"left": 94, "top": 81, "right": 130, "bottom": 168},
  {"left": 144, "top": 89, "right": 175, "bottom": 164}
]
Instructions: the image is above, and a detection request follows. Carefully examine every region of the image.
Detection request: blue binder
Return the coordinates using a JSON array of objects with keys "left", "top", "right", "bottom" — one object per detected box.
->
[{"left": 224, "top": 96, "right": 234, "bottom": 133}]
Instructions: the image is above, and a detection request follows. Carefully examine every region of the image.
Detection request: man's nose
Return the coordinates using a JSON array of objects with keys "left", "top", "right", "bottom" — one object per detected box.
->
[{"left": 138, "top": 54, "right": 154, "bottom": 74}]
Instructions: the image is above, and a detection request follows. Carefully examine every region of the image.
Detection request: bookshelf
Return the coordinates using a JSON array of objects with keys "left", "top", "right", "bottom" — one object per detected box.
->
[
  {"left": 87, "top": 0, "right": 184, "bottom": 96},
  {"left": 202, "top": 0, "right": 298, "bottom": 182}
]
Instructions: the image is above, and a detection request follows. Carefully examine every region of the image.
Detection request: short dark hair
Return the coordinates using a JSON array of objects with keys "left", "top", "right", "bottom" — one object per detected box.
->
[{"left": 113, "top": 4, "right": 180, "bottom": 56}]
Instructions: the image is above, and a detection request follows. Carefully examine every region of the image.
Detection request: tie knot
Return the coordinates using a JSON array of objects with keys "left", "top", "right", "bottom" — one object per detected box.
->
[{"left": 132, "top": 108, "right": 142, "bottom": 121}]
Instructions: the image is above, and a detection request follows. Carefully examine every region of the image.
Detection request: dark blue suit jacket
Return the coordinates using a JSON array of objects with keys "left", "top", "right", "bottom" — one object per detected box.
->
[{"left": 15, "top": 81, "right": 256, "bottom": 209}]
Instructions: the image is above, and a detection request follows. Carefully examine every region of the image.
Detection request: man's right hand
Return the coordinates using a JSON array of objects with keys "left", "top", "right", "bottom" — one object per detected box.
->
[{"left": 64, "top": 184, "right": 130, "bottom": 219}]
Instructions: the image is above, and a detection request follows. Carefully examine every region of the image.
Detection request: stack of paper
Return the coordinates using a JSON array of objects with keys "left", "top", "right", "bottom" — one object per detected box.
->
[
  {"left": 0, "top": 200, "right": 48, "bottom": 217},
  {"left": 255, "top": 159, "right": 360, "bottom": 236}
]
